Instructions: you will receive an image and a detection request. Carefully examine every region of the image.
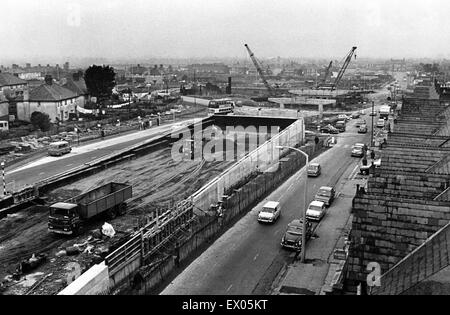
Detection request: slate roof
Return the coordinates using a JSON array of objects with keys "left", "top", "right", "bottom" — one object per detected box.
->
[
  {"left": 63, "top": 78, "right": 88, "bottom": 96},
  {"left": 0, "top": 73, "right": 27, "bottom": 87},
  {"left": 29, "top": 83, "right": 78, "bottom": 101}
]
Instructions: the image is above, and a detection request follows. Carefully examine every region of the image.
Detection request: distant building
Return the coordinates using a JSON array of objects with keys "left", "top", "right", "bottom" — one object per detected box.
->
[
  {"left": 16, "top": 75, "right": 78, "bottom": 123},
  {"left": 188, "top": 63, "right": 230, "bottom": 74}
]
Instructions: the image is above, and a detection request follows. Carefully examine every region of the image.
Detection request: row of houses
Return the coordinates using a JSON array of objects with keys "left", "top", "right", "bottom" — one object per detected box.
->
[{"left": 0, "top": 72, "right": 88, "bottom": 126}]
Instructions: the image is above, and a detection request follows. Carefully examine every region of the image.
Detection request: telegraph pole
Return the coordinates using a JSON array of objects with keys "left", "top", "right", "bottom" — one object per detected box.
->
[
  {"left": 371, "top": 101, "right": 375, "bottom": 147},
  {"left": 1, "top": 161, "right": 6, "bottom": 196}
]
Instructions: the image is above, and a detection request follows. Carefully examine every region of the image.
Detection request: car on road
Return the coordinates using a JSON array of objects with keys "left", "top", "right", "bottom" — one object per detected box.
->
[
  {"left": 369, "top": 111, "right": 377, "bottom": 116},
  {"left": 306, "top": 200, "right": 327, "bottom": 221},
  {"left": 281, "top": 218, "right": 313, "bottom": 251},
  {"left": 376, "top": 119, "right": 386, "bottom": 128},
  {"left": 314, "top": 186, "right": 336, "bottom": 207},
  {"left": 351, "top": 112, "right": 360, "bottom": 119},
  {"left": 307, "top": 163, "right": 321, "bottom": 177},
  {"left": 320, "top": 124, "right": 339, "bottom": 134},
  {"left": 355, "top": 119, "right": 366, "bottom": 128},
  {"left": 351, "top": 143, "right": 365, "bottom": 157},
  {"left": 258, "top": 201, "right": 281, "bottom": 223},
  {"left": 335, "top": 120, "right": 346, "bottom": 133},
  {"left": 358, "top": 124, "right": 368, "bottom": 134},
  {"left": 338, "top": 114, "right": 351, "bottom": 122}
]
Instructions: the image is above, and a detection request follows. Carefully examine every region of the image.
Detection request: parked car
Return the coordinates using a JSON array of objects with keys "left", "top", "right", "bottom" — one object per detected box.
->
[
  {"left": 306, "top": 200, "right": 327, "bottom": 221},
  {"left": 258, "top": 201, "right": 281, "bottom": 223},
  {"left": 307, "top": 163, "right": 321, "bottom": 177},
  {"left": 351, "top": 143, "right": 365, "bottom": 157},
  {"left": 320, "top": 124, "right": 339, "bottom": 134},
  {"left": 358, "top": 124, "right": 368, "bottom": 133},
  {"left": 281, "top": 218, "right": 313, "bottom": 251},
  {"left": 338, "top": 114, "right": 351, "bottom": 122},
  {"left": 314, "top": 186, "right": 336, "bottom": 207},
  {"left": 351, "top": 112, "right": 360, "bottom": 119},
  {"left": 369, "top": 111, "right": 377, "bottom": 116},
  {"left": 355, "top": 119, "right": 366, "bottom": 128},
  {"left": 377, "top": 119, "right": 386, "bottom": 128}
]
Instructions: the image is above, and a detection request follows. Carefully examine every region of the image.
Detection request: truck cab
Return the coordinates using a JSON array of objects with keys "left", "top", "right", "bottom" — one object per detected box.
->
[{"left": 48, "top": 202, "right": 81, "bottom": 235}]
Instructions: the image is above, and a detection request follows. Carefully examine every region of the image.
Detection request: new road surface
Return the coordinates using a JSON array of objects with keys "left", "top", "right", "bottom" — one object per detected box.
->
[{"left": 6, "top": 119, "right": 198, "bottom": 190}]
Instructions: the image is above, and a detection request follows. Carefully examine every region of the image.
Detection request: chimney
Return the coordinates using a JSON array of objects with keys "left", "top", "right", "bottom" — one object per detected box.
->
[{"left": 45, "top": 75, "right": 53, "bottom": 85}]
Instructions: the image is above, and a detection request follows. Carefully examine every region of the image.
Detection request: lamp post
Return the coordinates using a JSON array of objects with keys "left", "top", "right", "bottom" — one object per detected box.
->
[
  {"left": 1, "top": 161, "right": 5, "bottom": 196},
  {"left": 371, "top": 101, "right": 375, "bottom": 147},
  {"left": 276, "top": 145, "right": 309, "bottom": 263}
]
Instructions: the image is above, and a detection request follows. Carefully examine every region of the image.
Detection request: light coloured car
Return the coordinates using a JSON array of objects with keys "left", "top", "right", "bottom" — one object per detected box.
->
[
  {"left": 258, "top": 201, "right": 281, "bottom": 223},
  {"left": 306, "top": 200, "right": 326, "bottom": 221},
  {"left": 307, "top": 163, "right": 321, "bottom": 177},
  {"left": 377, "top": 119, "right": 386, "bottom": 128},
  {"left": 351, "top": 143, "right": 365, "bottom": 157},
  {"left": 338, "top": 114, "right": 351, "bottom": 122}
]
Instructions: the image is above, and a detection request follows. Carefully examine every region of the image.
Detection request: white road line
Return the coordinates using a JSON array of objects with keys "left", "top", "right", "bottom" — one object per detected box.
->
[
  {"left": 348, "top": 164, "right": 359, "bottom": 180},
  {"left": 253, "top": 253, "right": 259, "bottom": 261},
  {"left": 39, "top": 172, "right": 45, "bottom": 175},
  {"left": 226, "top": 284, "right": 233, "bottom": 292}
]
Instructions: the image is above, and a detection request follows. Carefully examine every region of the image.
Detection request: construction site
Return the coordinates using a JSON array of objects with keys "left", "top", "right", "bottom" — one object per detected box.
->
[{"left": 0, "top": 113, "right": 317, "bottom": 295}]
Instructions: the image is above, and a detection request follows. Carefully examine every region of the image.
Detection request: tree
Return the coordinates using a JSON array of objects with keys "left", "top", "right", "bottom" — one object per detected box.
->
[
  {"left": 84, "top": 65, "right": 116, "bottom": 102},
  {"left": 30, "top": 112, "right": 51, "bottom": 132}
]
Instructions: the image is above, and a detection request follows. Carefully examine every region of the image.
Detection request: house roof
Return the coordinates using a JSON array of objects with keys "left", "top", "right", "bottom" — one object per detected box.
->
[
  {"left": 63, "top": 78, "right": 88, "bottom": 96},
  {"left": 0, "top": 73, "right": 27, "bottom": 87},
  {"left": 29, "top": 83, "right": 78, "bottom": 102}
]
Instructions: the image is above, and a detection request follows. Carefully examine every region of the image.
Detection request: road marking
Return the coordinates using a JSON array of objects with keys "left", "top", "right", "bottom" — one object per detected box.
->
[
  {"left": 253, "top": 253, "right": 259, "bottom": 261},
  {"left": 39, "top": 172, "right": 45, "bottom": 175},
  {"left": 226, "top": 284, "right": 233, "bottom": 292},
  {"left": 348, "top": 164, "right": 359, "bottom": 180},
  {"left": 66, "top": 163, "right": 73, "bottom": 167},
  {"left": 273, "top": 229, "right": 280, "bottom": 236},
  {"left": 344, "top": 144, "right": 350, "bottom": 148}
]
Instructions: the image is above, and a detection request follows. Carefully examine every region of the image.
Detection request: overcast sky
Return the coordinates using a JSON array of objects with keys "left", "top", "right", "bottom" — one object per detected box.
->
[{"left": 1, "top": 0, "right": 450, "bottom": 63}]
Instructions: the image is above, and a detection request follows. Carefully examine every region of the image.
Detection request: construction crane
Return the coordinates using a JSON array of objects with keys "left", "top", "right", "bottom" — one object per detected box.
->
[
  {"left": 244, "top": 44, "right": 276, "bottom": 95},
  {"left": 317, "top": 61, "right": 333, "bottom": 88},
  {"left": 331, "top": 46, "right": 357, "bottom": 91}
]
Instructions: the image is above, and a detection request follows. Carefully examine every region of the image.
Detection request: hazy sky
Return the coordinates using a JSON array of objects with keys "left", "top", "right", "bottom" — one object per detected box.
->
[{"left": 2, "top": 0, "right": 450, "bottom": 63}]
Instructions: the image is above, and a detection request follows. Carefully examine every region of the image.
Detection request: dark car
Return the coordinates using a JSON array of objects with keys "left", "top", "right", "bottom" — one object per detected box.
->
[
  {"left": 358, "top": 124, "right": 368, "bottom": 133},
  {"left": 281, "top": 219, "right": 313, "bottom": 251},
  {"left": 320, "top": 124, "right": 339, "bottom": 134},
  {"left": 307, "top": 163, "right": 321, "bottom": 177},
  {"left": 351, "top": 112, "right": 360, "bottom": 119},
  {"left": 314, "top": 186, "right": 336, "bottom": 207}
]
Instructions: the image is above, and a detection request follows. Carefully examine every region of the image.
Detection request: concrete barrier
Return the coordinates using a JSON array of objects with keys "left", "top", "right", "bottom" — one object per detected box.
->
[{"left": 58, "top": 262, "right": 109, "bottom": 295}]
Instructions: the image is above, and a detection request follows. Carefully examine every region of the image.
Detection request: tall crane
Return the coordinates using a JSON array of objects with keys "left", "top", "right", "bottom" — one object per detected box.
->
[
  {"left": 244, "top": 44, "right": 275, "bottom": 95},
  {"left": 331, "top": 46, "right": 357, "bottom": 91},
  {"left": 317, "top": 61, "right": 333, "bottom": 88}
]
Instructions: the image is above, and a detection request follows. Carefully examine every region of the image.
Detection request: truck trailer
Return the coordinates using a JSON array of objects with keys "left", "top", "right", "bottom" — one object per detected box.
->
[{"left": 48, "top": 182, "right": 132, "bottom": 235}]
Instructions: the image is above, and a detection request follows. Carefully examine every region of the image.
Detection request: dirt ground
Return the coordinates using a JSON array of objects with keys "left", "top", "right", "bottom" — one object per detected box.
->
[{"left": 0, "top": 135, "right": 247, "bottom": 295}]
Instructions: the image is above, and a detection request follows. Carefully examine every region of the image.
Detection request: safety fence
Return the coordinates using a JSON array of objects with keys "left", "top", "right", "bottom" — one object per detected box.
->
[{"left": 191, "top": 118, "right": 304, "bottom": 212}]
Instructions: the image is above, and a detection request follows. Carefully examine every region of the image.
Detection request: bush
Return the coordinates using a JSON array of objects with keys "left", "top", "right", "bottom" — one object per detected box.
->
[{"left": 30, "top": 112, "right": 52, "bottom": 132}]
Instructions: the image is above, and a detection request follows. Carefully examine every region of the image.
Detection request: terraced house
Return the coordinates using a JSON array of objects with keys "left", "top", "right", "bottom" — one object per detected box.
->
[{"left": 346, "top": 97, "right": 450, "bottom": 295}]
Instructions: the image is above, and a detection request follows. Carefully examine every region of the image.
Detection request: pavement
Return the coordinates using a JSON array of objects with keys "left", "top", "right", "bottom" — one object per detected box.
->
[
  {"left": 5, "top": 118, "right": 199, "bottom": 191},
  {"left": 160, "top": 114, "right": 375, "bottom": 295}
]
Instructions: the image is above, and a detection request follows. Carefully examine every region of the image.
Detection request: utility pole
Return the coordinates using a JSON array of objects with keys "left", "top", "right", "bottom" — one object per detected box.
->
[
  {"left": 371, "top": 101, "right": 375, "bottom": 147},
  {"left": 1, "top": 161, "right": 5, "bottom": 196}
]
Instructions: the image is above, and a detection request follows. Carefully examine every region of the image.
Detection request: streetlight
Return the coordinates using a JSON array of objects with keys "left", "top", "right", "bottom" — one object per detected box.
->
[{"left": 276, "top": 145, "right": 309, "bottom": 263}]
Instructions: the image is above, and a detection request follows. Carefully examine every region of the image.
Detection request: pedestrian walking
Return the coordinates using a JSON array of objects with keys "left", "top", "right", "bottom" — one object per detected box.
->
[{"left": 370, "top": 150, "right": 375, "bottom": 160}]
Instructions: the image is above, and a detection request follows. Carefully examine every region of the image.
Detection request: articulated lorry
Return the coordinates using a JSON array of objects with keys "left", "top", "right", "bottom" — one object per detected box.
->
[{"left": 48, "top": 182, "right": 132, "bottom": 235}]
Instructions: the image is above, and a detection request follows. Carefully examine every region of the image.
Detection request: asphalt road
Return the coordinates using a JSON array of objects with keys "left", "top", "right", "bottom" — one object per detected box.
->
[
  {"left": 161, "top": 116, "right": 374, "bottom": 295},
  {"left": 6, "top": 121, "right": 190, "bottom": 190}
]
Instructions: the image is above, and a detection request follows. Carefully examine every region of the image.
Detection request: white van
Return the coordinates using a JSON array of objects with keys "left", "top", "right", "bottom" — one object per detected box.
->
[
  {"left": 258, "top": 201, "right": 281, "bottom": 223},
  {"left": 48, "top": 141, "right": 72, "bottom": 156}
]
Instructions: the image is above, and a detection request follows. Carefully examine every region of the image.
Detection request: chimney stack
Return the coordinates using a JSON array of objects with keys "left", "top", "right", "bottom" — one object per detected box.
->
[{"left": 45, "top": 75, "right": 53, "bottom": 85}]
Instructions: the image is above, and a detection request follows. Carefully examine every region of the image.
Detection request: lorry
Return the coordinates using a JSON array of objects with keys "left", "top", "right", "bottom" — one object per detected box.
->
[{"left": 48, "top": 182, "right": 132, "bottom": 235}]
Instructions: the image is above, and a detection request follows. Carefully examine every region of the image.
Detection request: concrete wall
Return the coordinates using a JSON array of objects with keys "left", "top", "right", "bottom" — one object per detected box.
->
[{"left": 58, "top": 262, "right": 109, "bottom": 295}]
